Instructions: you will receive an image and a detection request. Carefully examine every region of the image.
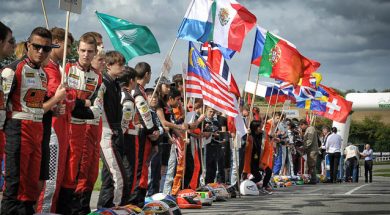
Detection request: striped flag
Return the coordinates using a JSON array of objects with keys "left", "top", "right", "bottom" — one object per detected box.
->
[
  {"left": 200, "top": 41, "right": 240, "bottom": 97},
  {"left": 186, "top": 42, "right": 239, "bottom": 117}
]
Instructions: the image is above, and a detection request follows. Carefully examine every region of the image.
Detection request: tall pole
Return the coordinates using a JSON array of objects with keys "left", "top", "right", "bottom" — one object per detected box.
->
[
  {"left": 199, "top": 104, "right": 206, "bottom": 187},
  {"left": 150, "top": 38, "right": 178, "bottom": 101},
  {"left": 235, "top": 97, "right": 241, "bottom": 198},
  {"left": 61, "top": 11, "right": 70, "bottom": 84},
  {"left": 182, "top": 71, "right": 188, "bottom": 189},
  {"left": 243, "top": 64, "right": 253, "bottom": 101},
  {"left": 41, "top": 0, "right": 49, "bottom": 29},
  {"left": 248, "top": 74, "right": 260, "bottom": 127}
]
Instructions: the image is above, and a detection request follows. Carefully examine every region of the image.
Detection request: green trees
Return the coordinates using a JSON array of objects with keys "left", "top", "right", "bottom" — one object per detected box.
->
[{"left": 349, "top": 115, "right": 390, "bottom": 152}]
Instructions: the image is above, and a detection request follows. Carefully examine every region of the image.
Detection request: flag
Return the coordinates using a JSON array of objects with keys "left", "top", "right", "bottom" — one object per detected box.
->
[
  {"left": 96, "top": 11, "right": 160, "bottom": 62},
  {"left": 200, "top": 41, "right": 240, "bottom": 97},
  {"left": 251, "top": 26, "right": 267, "bottom": 66},
  {"left": 258, "top": 30, "right": 320, "bottom": 85},
  {"left": 314, "top": 84, "right": 353, "bottom": 123},
  {"left": 211, "top": 0, "right": 257, "bottom": 51},
  {"left": 186, "top": 42, "right": 239, "bottom": 117},
  {"left": 296, "top": 99, "right": 327, "bottom": 112},
  {"left": 265, "top": 84, "right": 292, "bottom": 105},
  {"left": 177, "top": 0, "right": 214, "bottom": 43}
]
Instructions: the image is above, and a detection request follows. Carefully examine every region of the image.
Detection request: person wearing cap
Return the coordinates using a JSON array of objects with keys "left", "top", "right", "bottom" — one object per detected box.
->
[
  {"left": 0, "top": 27, "right": 67, "bottom": 214},
  {"left": 155, "top": 76, "right": 189, "bottom": 195}
]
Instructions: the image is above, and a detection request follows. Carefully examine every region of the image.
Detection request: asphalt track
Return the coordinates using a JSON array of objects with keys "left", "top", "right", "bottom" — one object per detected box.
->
[
  {"left": 87, "top": 164, "right": 390, "bottom": 214},
  {"left": 181, "top": 176, "right": 390, "bottom": 215}
]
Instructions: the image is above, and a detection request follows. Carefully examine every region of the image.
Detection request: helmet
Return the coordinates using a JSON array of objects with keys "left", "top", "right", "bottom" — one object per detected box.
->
[
  {"left": 142, "top": 200, "right": 170, "bottom": 214},
  {"left": 196, "top": 191, "right": 213, "bottom": 206},
  {"left": 160, "top": 199, "right": 182, "bottom": 215},
  {"left": 114, "top": 204, "right": 144, "bottom": 215},
  {"left": 89, "top": 208, "right": 118, "bottom": 215},
  {"left": 224, "top": 184, "right": 237, "bottom": 198},
  {"left": 197, "top": 185, "right": 216, "bottom": 202},
  {"left": 239, "top": 180, "right": 259, "bottom": 196},
  {"left": 151, "top": 193, "right": 176, "bottom": 202},
  {"left": 176, "top": 189, "right": 202, "bottom": 209},
  {"left": 207, "top": 183, "right": 230, "bottom": 201}
]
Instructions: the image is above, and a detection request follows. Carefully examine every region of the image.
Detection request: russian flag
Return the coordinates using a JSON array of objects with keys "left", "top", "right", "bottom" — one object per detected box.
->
[
  {"left": 251, "top": 26, "right": 267, "bottom": 66},
  {"left": 177, "top": 0, "right": 213, "bottom": 43}
]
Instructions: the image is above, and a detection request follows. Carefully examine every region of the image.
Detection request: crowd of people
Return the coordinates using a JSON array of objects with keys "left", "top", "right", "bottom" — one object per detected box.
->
[{"left": 0, "top": 22, "right": 375, "bottom": 215}]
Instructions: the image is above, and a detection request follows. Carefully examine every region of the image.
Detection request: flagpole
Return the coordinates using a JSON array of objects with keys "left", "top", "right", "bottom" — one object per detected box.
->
[
  {"left": 270, "top": 89, "right": 281, "bottom": 134},
  {"left": 199, "top": 104, "right": 206, "bottom": 187},
  {"left": 262, "top": 86, "right": 275, "bottom": 130},
  {"left": 248, "top": 74, "right": 260, "bottom": 126},
  {"left": 150, "top": 38, "right": 178, "bottom": 102},
  {"left": 41, "top": 0, "right": 49, "bottom": 29},
  {"left": 182, "top": 74, "right": 188, "bottom": 189},
  {"left": 61, "top": 10, "right": 71, "bottom": 84},
  {"left": 235, "top": 97, "right": 241, "bottom": 198},
  {"left": 243, "top": 64, "right": 253, "bottom": 101}
]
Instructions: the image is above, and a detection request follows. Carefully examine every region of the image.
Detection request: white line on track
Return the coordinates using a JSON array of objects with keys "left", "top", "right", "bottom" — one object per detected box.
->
[{"left": 345, "top": 184, "right": 369, "bottom": 195}]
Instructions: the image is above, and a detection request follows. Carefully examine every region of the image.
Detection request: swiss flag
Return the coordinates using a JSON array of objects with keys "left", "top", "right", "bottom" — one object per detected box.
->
[{"left": 315, "top": 85, "right": 353, "bottom": 123}]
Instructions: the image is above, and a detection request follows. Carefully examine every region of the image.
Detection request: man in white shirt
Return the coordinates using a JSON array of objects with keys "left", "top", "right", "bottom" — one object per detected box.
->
[
  {"left": 325, "top": 127, "right": 342, "bottom": 183},
  {"left": 344, "top": 142, "right": 360, "bottom": 182}
]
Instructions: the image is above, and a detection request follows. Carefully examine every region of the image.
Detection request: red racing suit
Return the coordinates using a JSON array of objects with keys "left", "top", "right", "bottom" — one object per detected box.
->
[
  {"left": 36, "top": 59, "right": 75, "bottom": 213},
  {"left": 0, "top": 58, "right": 48, "bottom": 214},
  {"left": 56, "top": 62, "right": 101, "bottom": 214}
]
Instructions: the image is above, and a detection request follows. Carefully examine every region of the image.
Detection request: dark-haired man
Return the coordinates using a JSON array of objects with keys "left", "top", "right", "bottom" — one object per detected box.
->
[
  {"left": 0, "top": 21, "right": 15, "bottom": 60},
  {"left": 128, "top": 62, "right": 160, "bottom": 207},
  {"left": 0, "top": 27, "right": 66, "bottom": 214},
  {"left": 299, "top": 119, "right": 319, "bottom": 184},
  {"left": 36, "top": 27, "right": 74, "bottom": 213}
]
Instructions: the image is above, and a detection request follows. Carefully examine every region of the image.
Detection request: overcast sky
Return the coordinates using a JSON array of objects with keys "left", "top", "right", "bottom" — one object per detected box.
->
[{"left": 1, "top": 0, "right": 389, "bottom": 91}]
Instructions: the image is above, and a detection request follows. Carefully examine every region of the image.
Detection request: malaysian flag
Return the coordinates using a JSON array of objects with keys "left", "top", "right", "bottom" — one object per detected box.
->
[
  {"left": 186, "top": 42, "right": 239, "bottom": 117},
  {"left": 200, "top": 41, "right": 240, "bottom": 97}
]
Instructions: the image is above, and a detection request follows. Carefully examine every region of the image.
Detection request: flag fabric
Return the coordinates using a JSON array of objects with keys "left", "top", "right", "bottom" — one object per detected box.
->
[
  {"left": 186, "top": 42, "right": 239, "bottom": 117},
  {"left": 211, "top": 0, "right": 257, "bottom": 51},
  {"left": 200, "top": 41, "right": 240, "bottom": 97},
  {"left": 258, "top": 30, "right": 320, "bottom": 85},
  {"left": 251, "top": 26, "right": 267, "bottom": 66},
  {"left": 313, "top": 84, "right": 353, "bottom": 123},
  {"left": 296, "top": 99, "right": 326, "bottom": 112},
  {"left": 96, "top": 11, "right": 160, "bottom": 62},
  {"left": 177, "top": 0, "right": 214, "bottom": 43},
  {"left": 265, "top": 84, "right": 292, "bottom": 105}
]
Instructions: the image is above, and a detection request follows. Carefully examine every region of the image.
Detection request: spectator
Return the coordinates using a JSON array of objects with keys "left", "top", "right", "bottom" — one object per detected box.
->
[
  {"left": 0, "top": 21, "right": 15, "bottom": 60},
  {"left": 14, "top": 41, "right": 27, "bottom": 60},
  {"left": 344, "top": 142, "right": 360, "bottom": 182},
  {"left": 325, "top": 127, "right": 342, "bottom": 183},
  {"left": 299, "top": 119, "right": 319, "bottom": 184},
  {"left": 361, "top": 144, "right": 373, "bottom": 183}
]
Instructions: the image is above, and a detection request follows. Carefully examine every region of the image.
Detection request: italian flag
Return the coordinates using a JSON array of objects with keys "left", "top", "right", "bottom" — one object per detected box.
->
[
  {"left": 258, "top": 31, "right": 320, "bottom": 85},
  {"left": 210, "top": 0, "right": 257, "bottom": 52}
]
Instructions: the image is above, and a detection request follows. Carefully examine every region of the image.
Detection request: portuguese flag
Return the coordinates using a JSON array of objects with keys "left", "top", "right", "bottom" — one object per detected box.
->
[{"left": 258, "top": 31, "right": 320, "bottom": 85}]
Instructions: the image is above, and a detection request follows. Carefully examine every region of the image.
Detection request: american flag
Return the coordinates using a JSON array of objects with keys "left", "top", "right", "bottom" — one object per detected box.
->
[
  {"left": 186, "top": 42, "right": 239, "bottom": 117},
  {"left": 200, "top": 41, "right": 240, "bottom": 97}
]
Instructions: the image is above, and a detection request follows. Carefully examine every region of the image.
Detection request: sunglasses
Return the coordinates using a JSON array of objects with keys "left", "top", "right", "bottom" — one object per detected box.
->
[{"left": 30, "top": 43, "right": 52, "bottom": 53}]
